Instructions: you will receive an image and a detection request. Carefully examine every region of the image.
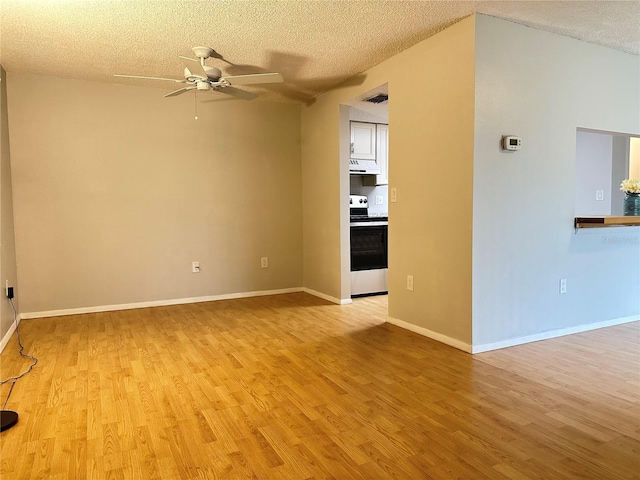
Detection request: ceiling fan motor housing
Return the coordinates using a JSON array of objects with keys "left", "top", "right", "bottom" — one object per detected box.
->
[{"left": 183, "top": 66, "right": 221, "bottom": 82}]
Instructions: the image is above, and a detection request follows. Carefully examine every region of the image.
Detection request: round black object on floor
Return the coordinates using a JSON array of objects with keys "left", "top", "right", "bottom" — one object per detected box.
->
[{"left": 0, "top": 410, "right": 18, "bottom": 432}]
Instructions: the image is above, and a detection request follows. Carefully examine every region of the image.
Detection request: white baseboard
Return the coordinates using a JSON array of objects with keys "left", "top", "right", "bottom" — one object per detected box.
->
[
  {"left": 0, "top": 314, "right": 20, "bottom": 354},
  {"left": 471, "top": 315, "right": 640, "bottom": 353},
  {"left": 17, "top": 286, "right": 353, "bottom": 321},
  {"left": 386, "top": 316, "right": 472, "bottom": 353},
  {"left": 302, "top": 288, "right": 352, "bottom": 305},
  {"left": 387, "top": 315, "right": 639, "bottom": 354},
  {"left": 19, "top": 287, "right": 304, "bottom": 320}
]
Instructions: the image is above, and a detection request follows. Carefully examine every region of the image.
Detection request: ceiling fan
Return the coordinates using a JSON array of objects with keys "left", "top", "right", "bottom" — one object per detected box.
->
[{"left": 114, "top": 46, "right": 283, "bottom": 100}]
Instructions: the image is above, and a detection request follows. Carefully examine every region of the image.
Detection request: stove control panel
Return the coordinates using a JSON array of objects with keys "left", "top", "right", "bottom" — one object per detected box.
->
[{"left": 349, "top": 195, "right": 368, "bottom": 207}]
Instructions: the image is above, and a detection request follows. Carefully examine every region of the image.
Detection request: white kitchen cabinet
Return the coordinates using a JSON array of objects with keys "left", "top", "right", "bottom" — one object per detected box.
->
[
  {"left": 363, "top": 123, "right": 389, "bottom": 186},
  {"left": 350, "top": 122, "right": 376, "bottom": 160}
]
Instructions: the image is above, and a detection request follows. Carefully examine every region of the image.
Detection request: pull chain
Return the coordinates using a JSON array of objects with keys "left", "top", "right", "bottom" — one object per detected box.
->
[{"left": 194, "top": 90, "right": 198, "bottom": 120}]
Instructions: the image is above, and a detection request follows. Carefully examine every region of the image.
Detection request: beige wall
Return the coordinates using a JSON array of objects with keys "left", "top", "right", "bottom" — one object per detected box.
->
[
  {"left": 7, "top": 74, "right": 302, "bottom": 314},
  {"left": 387, "top": 18, "right": 475, "bottom": 344},
  {"left": 302, "top": 16, "right": 476, "bottom": 342},
  {"left": 1, "top": 65, "right": 20, "bottom": 343},
  {"left": 300, "top": 98, "right": 345, "bottom": 300}
]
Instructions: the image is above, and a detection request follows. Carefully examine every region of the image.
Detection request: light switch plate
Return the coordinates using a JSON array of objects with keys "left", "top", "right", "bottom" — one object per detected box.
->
[
  {"left": 407, "top": 275, "right": 414, "bottom": 291},
  {"left": 559, "top": 278, "right": 567, "bottom": 294}
]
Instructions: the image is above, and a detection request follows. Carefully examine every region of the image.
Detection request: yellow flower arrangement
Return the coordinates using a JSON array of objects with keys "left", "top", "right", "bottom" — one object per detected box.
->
[{"left": 620, "top": 179, "right": 640, "bottom": 194}]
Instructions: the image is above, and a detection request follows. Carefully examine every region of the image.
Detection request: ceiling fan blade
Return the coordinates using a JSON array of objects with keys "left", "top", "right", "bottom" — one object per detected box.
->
[
  {"left": 114, "top": 74, "right": 185, "bottom": 83},
  {"left": 164, "top": 86, "right": 195, "bottom": 98},
  {"left": 219, "top": 86, "right": 258, "bottom": 101},
  {"left": 221, "top": 73, "right": 283, "bottom": 86},
  {"left": 179, "top": 56, "right": 208, "bottom": 79}
]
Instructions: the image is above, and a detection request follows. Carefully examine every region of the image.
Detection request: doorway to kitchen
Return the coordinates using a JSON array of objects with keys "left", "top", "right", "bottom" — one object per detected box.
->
[{"left": 341, "top": 83, "right": 389, "bottom": 299}]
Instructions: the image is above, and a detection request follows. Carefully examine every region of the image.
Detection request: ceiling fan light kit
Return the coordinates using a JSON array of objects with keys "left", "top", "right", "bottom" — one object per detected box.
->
[
  {"left": 196, "top": 81, "right": 210, "bottom": 91},
  {"left": 114, "top": 46, "right": 283, "bottom": 101}
]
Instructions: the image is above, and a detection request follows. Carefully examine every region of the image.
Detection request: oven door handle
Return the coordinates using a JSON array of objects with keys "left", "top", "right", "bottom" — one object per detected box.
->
[{"left": 350, "top": 221, "right": 388, "bottom": 227}]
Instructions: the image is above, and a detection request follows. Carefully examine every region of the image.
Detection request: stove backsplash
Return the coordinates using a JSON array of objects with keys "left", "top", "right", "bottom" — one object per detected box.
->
[{"left": 350, "top": 175, "right": 388, "bottom": 217}]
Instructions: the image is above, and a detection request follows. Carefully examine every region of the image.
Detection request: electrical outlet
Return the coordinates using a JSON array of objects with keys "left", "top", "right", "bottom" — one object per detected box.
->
[
  {"left": 595, "top": 190, "right": 604, "bottom": 201},
  {"left": 559, "top": 278, "right": 567, "bottom": 294},
  {"left": 261, "top": 257, "right": 269, "bottom": 268},
  {"left": 407, "top": 275, "right": 414, "bottom": 292},
  {"left": 375, "top": 195, "right": 384, "bottom": 205},
  {"left": 192, "top": 261, "right": 200, "bottom": 273}
]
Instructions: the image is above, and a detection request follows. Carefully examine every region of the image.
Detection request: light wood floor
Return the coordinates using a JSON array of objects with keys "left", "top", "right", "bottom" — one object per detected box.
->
[{"left": 1, "top": 293, "right": 638, "bottom": 479}]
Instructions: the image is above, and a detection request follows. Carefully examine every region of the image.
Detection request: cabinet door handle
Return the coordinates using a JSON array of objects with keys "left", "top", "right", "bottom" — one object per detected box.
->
[{"left": 350, "top": 143, "right": 354, "bottom": 154}]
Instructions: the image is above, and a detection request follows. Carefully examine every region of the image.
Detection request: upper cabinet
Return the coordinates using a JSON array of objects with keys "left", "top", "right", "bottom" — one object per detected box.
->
[
  {"left": 359, "top": 123, "right": 389, "bottom": 186},
  {"left": 373, "top": 124, "right": 388, "bottom": 185},
  {"left": 350, "top": 122, "right": 377, "bottom": 160}
]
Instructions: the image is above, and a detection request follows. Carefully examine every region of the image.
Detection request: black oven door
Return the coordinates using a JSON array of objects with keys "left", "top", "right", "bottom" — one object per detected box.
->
[{"left": 350, "top": 224, "right": 388, "bottom": 271}]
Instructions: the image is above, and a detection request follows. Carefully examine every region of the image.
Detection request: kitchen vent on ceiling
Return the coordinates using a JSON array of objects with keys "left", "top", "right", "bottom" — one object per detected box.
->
[{"left": 364, "top": 94, "right": 388, "bottom": 104}]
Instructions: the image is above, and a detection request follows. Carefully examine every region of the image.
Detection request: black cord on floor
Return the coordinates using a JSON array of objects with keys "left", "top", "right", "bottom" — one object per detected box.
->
[{"left": 1, "top": 298, "right": 38, "bottom": 409}]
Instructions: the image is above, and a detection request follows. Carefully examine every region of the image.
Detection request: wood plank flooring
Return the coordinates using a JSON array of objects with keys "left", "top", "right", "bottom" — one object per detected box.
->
[{"left": 0, "top": 292, "right": 638, "bottom": 479}]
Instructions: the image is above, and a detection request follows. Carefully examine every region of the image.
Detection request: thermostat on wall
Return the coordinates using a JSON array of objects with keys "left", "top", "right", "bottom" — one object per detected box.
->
[{"left": 502, "top": 135, "right": 522, "bottom": 151}]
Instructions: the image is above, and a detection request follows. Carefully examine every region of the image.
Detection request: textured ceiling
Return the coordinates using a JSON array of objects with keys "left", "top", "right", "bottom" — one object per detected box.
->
[{"left": 1, "top": 1, "right": 638, "bottom": 103}]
